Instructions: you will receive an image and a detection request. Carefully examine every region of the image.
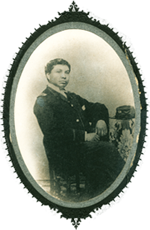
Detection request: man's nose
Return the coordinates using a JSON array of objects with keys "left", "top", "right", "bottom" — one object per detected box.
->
[{"left": 61, "top": 72, "right": 66, "bottom": 78}]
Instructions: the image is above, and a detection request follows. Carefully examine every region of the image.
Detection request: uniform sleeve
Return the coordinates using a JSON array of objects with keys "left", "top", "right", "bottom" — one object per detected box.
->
[
  {"left": 75, "top": 94, "right": 109, "bottom": 126},
  {"left": 34, "top": 96, "right": 85, "bottom": 145},
  {"left": 74, "top": 94, "right": 109, "bottom": 140}
]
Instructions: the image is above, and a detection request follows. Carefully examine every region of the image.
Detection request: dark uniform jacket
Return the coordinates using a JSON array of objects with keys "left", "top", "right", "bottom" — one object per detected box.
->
[
  {"left": 34, "top": 86, "right": 125, "bottom": 194},
  {"left": 34, "top": 86, "right": 109, "bottom": 174}
]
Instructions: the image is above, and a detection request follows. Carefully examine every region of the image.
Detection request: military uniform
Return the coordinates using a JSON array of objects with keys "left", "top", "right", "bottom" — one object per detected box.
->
[{"left": 34, "top": 86, "right": 125, "bottom": 194}]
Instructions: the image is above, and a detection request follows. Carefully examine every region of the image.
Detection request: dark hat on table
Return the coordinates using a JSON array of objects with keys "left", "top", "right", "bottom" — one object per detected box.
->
[{"left": 110, "top": 105, "right": 135, "bottom": 120}]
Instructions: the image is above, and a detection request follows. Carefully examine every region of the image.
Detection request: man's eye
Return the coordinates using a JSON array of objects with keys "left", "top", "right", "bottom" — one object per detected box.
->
[
  {"left": 65, "top": 71, "right": 69, "bottom": 74},
  {"left": 56, "top": 70, "right": 61, "bottom": 73}
]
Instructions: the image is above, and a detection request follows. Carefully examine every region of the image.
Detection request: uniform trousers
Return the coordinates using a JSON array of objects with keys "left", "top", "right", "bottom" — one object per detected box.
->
[{"left": 46, "top": 140, "right": 125, "bottom": 195}]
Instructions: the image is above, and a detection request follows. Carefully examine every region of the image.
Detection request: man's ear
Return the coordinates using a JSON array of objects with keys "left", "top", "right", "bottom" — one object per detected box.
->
[{"left": 46, "top": 73, "right": 50, "bottom": 82}]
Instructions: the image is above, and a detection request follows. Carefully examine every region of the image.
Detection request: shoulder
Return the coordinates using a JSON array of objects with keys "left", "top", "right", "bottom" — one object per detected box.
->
[
  {"left": 35, "top": 89, "right": 49, "bottom": 107},
  {"left": 67, "top": 91, "right": 83, "bottom": 99},
  {"left": 35, "top": 87, "right": 57, "bottom": 108},
  {"left": 67, "top": 91, "right": 76, "bottom": 96},
  {"left": 36, "top": 95, "right": 46, "bottom": 107}
]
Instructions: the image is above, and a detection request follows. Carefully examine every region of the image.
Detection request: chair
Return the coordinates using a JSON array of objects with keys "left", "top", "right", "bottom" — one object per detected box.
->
[{"left": 49, "top": 163, "right": 87, "bottom": 199}]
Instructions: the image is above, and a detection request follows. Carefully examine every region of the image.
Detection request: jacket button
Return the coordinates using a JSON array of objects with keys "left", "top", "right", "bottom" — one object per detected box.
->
[
  {"left": 71, "top": 104, "right": 74, "bottom": 107},
  {"left": 76, "top": 119, "right": 79, "bottom": 122}
]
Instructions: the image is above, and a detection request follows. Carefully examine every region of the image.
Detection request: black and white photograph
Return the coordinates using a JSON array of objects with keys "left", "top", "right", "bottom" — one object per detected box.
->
[
  {"left": 12, "top": 25, "right": 138, "bottom": 204},
  {"left": 0, "top": 0, "right": 150, "bottom": 230}
]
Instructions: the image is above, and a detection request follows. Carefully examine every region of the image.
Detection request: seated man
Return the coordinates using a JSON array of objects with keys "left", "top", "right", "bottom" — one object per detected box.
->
[{"left": 34, "top": 58, "right": 125, "bottom": 196}]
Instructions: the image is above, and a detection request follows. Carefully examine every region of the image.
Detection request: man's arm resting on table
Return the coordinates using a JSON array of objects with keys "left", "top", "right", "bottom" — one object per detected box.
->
[{"left": 85, "top": 120, "right": 107, "bottom": 142}]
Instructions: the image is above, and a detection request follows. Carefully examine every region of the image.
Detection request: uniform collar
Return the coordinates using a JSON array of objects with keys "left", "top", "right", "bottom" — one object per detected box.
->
[{"left": 47, "top": 83, "right": 67, "bottom": 98}]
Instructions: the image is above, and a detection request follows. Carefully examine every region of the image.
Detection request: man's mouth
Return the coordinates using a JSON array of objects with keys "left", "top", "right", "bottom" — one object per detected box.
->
[{"left": 59, "top": 81, "right": 67, "bottom": 84}]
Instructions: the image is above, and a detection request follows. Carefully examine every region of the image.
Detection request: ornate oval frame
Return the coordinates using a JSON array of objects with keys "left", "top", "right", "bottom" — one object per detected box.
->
[{"left": 2, "top": 2, "right": 147, "bottom": 228}]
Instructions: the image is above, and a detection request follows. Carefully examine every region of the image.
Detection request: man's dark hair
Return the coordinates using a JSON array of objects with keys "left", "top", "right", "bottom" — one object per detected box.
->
[{"left": 45, "top": 58, "right": 71, "bottom": 74}]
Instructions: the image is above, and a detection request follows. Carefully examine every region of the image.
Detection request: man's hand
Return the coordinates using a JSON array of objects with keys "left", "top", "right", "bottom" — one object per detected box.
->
[
  {"left": 95, "top": 120, "right": 107, "bottom": 137},
  {"left": 85, "top": 133, "right": 100, "bottom": 142}
]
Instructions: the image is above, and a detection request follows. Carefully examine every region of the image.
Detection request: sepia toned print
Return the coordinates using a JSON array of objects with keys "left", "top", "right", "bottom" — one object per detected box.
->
[
  {"left": 12, "top": 26, "right": 138, "bottom": 204},
  {"left": 33, "top": 58, "right": 125, "bottom": 201},
  {"left": 2, "top": 2, "right": 147, "bottom": 228}
]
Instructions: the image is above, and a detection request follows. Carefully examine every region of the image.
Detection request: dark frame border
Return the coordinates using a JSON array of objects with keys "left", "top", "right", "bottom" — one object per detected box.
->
[{"left": 2, "top": 2, "right": 147, "bottom": 228}]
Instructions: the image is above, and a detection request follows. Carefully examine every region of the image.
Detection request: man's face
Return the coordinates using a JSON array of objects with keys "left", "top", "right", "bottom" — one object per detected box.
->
[{"left": 47, "top": 64, "right": 70, "bottom": 89}]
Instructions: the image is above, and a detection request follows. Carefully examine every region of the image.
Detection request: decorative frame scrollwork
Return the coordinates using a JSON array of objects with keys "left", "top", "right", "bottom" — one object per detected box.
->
[{"left": 1, "top": 2, "right": 148, "bottom": 228}]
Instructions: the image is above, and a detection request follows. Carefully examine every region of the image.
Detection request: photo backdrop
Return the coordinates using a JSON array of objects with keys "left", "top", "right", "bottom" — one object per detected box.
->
[{"left": 14, "top": 29, "right": 134, "bottom": 181}]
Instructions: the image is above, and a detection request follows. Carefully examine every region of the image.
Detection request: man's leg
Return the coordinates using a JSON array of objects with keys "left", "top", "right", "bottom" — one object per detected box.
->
[{"left": 80, "top": 141, "right": 125, "bottom": 195}]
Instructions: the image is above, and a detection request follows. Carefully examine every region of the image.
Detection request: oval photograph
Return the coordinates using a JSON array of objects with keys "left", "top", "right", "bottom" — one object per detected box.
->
[{"left": 8, "top": 22, "right": 141, "bottom": 208}]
